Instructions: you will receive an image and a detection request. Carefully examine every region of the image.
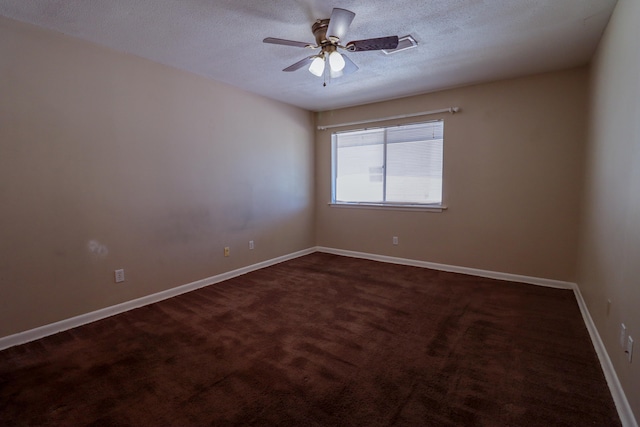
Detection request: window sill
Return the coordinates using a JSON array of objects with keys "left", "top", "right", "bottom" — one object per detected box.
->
[{"left": 328, "top": 202, "right": 447, "bottom": 212}]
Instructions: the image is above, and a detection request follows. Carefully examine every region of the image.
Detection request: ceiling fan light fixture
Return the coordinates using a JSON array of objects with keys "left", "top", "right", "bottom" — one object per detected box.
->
[
  {"left": 309, "top": 55, "right": 325, "bottom": 76},
  {"left": 328, "top": 51, "right": 346, "bottom": 72},
  {"left": 329, "top": 67, "right": 344, "bottom": 79}
]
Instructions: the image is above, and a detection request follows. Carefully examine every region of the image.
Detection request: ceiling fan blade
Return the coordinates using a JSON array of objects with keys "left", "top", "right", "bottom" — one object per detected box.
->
[
  {"left": 326, "top": 8, "right": 355, "bottom": 41},
  {"left": 330, "top": 54, "right": 359, "bottom": 78},
  {"left": 341, "top": 54, "right": 359, "bottom": 75},
  {"left": 283, "top": 56, "right": 315, "bottom": 72},
  {"left": 263, "top": 37, "right": 314, "bottom": 48},
  {"left": 346, "top": 36, "right": 399, "bottom": 52}
]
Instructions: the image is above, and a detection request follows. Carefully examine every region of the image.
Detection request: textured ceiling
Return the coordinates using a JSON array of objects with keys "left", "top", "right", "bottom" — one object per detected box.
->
[{"left": 0, "top": 0, "right": 617, "bottom": 111}]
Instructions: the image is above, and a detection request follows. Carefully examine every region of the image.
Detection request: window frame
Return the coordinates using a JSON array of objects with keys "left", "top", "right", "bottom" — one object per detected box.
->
[{"left": 329, "top": 119, "right": 446, "bottom": 212}]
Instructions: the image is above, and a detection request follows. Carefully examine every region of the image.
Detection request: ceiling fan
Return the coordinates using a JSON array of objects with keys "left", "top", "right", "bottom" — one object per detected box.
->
[{"left": 263, "top": 8, "right": 399, "bottom": 79}]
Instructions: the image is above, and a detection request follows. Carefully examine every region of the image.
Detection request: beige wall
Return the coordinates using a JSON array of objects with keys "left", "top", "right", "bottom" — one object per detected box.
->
[
  {"left": 0, "top": 16, "right": 315, "bottom": 338},
  {"left": 315, "top": 68, "right": 587, "bottom": 282},
  {"left": 578, "top": 0, "right": 640, "bottom": 420}
]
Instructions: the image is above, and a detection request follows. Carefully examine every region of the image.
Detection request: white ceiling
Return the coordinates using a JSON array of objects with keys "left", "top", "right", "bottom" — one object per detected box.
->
[{"left": 0, "top": 0, "right": 617, "bottom": 111}]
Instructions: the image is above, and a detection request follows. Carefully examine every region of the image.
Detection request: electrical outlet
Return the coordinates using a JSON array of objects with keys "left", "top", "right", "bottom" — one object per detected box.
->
[
  {"left": 392, "top": 236, "right": 398, "bottom": 245},
  {"left": 620, "top": 323, "right": 627, "bottom": 349},
  {"left": 114, "top": 269, "right": 125, "bottom": 283},
  {"left": 224, "top": 247, "right": 230, "bottom": 257},
  {"left": 249, "top": 240, "right": 254, "bottom": 250},
  {"left": 626, "top": 336, "right": 634, "bottom": 363}
]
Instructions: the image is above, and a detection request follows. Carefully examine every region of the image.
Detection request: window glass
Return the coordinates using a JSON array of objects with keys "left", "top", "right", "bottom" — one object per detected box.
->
[{"left": 332, "top": 120, "right": 443, "bottom": 206}]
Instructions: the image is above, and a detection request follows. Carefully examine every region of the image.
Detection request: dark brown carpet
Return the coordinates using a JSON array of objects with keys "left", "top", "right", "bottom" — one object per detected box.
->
[{"left": 0, "top": 253, "right": 620, "bottom": 426}]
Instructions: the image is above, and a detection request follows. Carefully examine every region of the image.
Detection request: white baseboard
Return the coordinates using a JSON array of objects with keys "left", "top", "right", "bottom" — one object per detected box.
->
[
  {"left": 315, "top": 246, "right": 637, "bottom": 427},
  {"left": 572, "top": 285, "right": 638, "bottom": 427},
  {"left": 315, "top": 246, "right": 574, "bottom": 289},
  {"left": 0, "top": 247, "right": 315, "bottom": 351}
]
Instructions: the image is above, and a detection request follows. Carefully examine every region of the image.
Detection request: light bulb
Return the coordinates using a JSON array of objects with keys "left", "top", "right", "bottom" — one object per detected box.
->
[
  {"left": 308, "top": 56, "right": 325, "bottom": 77},
  {"left": 329, "top": 51, "right": 345, "bottom": 72}
]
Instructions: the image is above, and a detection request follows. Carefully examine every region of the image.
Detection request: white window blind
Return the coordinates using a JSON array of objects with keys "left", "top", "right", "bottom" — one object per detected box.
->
[{"left": 332, "top": 120, "right": 444, "bottom": 206}]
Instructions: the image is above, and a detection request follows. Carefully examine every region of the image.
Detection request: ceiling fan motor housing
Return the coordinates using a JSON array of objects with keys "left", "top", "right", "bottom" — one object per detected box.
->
[{"left": 312, "top": 19, "right": 332, "bottom": 46}]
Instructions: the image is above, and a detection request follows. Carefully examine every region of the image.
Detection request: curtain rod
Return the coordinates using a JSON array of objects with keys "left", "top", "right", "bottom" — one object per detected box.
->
[{"left": 316, "top": 107, "right": 460, "bottom": 131}]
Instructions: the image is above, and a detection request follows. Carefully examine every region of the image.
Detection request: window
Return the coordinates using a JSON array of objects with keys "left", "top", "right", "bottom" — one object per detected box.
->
[{"left": 331, "top": 120, "right": 444, "bottom": 208}]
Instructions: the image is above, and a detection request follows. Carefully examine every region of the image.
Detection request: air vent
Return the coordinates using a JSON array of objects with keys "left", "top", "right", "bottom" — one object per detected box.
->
[{"left": 382, "top": 35, "right": 418, "bottom": 55}]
